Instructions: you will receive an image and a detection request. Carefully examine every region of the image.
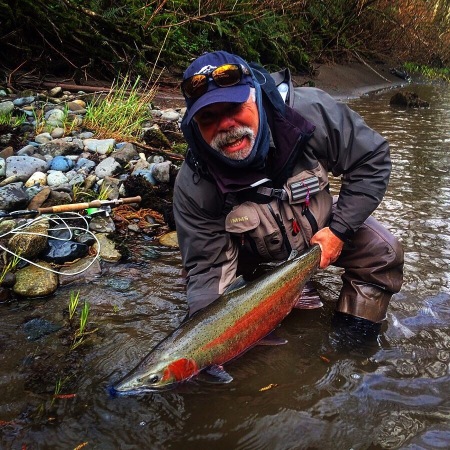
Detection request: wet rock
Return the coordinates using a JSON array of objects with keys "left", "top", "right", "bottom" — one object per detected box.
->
[
  {"left": 93, "top": 233, "right": 122, "bottom": 262},
  {"left": 40, "top": 238, "right": 89, "bottom": 264},
  {"left": 13, "top": 261, "right": 59, "bottom": 297},
  {"left": 0, "top": 219, "right": 17, "bottom": 235},
  {"left": 7, "top": 218, "right": 49, "bottom": 259},
  {"left": 390, "top": 91, "right": 429, "bottom": 108},
  {"left": 23, "top": 317, "right": 63, "bottom": 341},
  {"left": 59, "top": 256, "right": 102, "bottom": 286},
  {"left": 0, "top": 157, "right": 5, "bottom": 177},
  {"left": 89, "top": 215, "right": 116, "bottom": 233},
  {"left": 0, "top": 286, "right": 11, "bottom": 302},
  {"left": 0, "top": 271, "right": 16, "bottom": 288},
  {"left": 158, "top": 231, "right": 179, "bottom": 248}
]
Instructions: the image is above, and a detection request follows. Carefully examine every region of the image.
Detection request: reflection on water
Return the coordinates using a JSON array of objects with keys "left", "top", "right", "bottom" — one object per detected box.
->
[{"left": 1, "top": 83, "right": 450, "bottom": 449}]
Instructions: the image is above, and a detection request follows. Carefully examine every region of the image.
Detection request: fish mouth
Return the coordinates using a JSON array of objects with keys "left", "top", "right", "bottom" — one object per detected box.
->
[{"left": 108, "top": 382, "right": 177, "bottom": 397}]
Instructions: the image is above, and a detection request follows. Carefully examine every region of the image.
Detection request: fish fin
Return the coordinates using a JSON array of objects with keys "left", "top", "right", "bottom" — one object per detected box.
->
[
  {"left": 224, "top": 276, "right": 247, "bottom": 294},
  {"left": 198, "top": 365, "right": 233, "bottom": 384},
  {"left": 258, "top": 332, "right": 288, "bottom": 346},
  {"left": 294, "top": 281, "right": 323, "bottom": 309}
]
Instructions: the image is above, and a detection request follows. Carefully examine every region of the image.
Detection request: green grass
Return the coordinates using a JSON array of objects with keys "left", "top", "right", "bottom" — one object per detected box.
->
[
  {"left": 0, "top": 111, "right": 27, "bottom": 127},
  {"left": 0, "top": 253, "right": 21, "bottom": 285},
  {"left": 84, "top": 74, "right": 156, "bottom": 141},
  {"left": 404, "top": 62, "right": 450, "bottom": 83}
]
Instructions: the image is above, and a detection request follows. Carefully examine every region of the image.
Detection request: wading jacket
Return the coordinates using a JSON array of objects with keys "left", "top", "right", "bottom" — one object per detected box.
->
[{"left": 173, "top": 74, "right": 391, "bottom": 315}]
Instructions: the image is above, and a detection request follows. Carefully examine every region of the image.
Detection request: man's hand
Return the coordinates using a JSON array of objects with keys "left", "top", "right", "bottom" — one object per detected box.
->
[{"left": 310, "top": 227, "right": 344, "bottom": 269}]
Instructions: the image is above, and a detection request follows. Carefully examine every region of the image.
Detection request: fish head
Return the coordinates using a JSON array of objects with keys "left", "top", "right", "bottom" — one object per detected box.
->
[{"left": 111, "top": 357, "right": 199, "bottom": 395}]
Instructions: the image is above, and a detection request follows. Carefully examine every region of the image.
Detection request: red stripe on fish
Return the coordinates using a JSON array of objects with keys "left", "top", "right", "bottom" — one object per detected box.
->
[{"left": 202, "top": 275, "right": 300, "bottom": 357}]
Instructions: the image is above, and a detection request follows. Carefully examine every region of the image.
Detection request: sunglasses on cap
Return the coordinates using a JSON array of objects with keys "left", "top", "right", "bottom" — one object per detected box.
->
[{"left": 181, "top": 63, "right": 251, "bottom": 99}]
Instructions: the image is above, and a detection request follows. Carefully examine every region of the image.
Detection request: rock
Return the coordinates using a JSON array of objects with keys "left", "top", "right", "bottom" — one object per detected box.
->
[
  {"left": 0, "top": 219, "right": 17, "bottom": 235},
  {"left": 142, "top": 125, "right": 172, "bottom": 149},
  {"left": 13, "top": 261, "right": 59, "bottom": 297},
  {"left": 27, "top": 187, "right": 51, "bottom": 210},
  {"left": 0, "top": 101, "right": 14, "bottom": 115},
  {"left": 13, "top": 96, "right": 35, "bottom": 107},
  {"left": 7, "top": 218, "right": 49, "bottom": 259},
  {"left": 39, "top": 138, "right": 83, "bottom": 157},
  {"left": 40, "top": 239, "right": 89, "bottom": 264},
  {"left": 160, "top": 109, "right": 181, "bottom": 122},
  {"left": 390, "top": 91, "right": 429, "bottom": 108},
  {"left": 34, "top": 132, "right": 53, "bottom": 144},
  {"left": 93, "top": 233, "right": 122, "bottom": 262},
  {"left": 95, "top": 156, "right": 121, "bottom": 178},
  {"left": 51, "top": 127, "right": 65, "bottom": 139},
  {"left": 84, "top": 138, "right": 116, "bottom": 155},
  {"left": 25, "top": 171, "right": 47, "bottom": 188},
  {"left": 5, "top": 155, "right": 48, "bottom": 179},
  {"left": 49, "top": 155, "right": 75, "bottom": 172},
  {"left": 113, "top": 142, "right": 139, "bottom": 165},
  {"left": 158, "top": 231, "right": 179, "bottom": 248},
  {"left": 0, "top": 157, "right": 5, "bottom": 177},
  {"left": 89, "top": 215, "right": 116, "bottom": 233},
  {"left": 0, "top": 146, "right": 14, "bottom": 159},
  {"left": 152, "top": 161, "right": 171, "bottom": 183},
  {"left": 0, "top": 182, "right": 28, "bottom": 211},
  {"left": 59, "top": 256, "right": 102, "bottom": 286},
  {"left": 0, "top": 271, "right": 16, "bottom": 288},
  {"left": 23, "top": 317, "right": 63, "bottom": 341},
  {"left": 47, "top": 170, "right": 69, "bottom": 187},
  {"left": 48, "top": 86, "right": 63, "bottom": 97}
]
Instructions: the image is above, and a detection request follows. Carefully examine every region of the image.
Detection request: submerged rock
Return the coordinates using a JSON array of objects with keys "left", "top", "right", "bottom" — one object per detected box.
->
[{"left": 390, "top": 91, "right": 429, "bottom": 108}]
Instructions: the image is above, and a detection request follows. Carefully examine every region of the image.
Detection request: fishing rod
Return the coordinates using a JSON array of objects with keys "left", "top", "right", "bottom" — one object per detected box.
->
[{"left": 0, "top": 196, "right": 142, "bottom": 219}]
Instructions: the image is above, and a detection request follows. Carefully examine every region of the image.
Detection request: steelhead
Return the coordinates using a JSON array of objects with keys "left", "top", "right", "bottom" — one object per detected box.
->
[{"left": 111, "top": 245, "right": 321, "bottom": 395}]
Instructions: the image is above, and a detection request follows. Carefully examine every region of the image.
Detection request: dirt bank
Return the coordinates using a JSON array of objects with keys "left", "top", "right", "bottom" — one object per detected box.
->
[{"left": 294, "top": 60, "right": 407, "bottom": 100}]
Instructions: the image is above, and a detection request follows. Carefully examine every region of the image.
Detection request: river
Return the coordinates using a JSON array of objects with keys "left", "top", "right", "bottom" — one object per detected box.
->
[{"left": 0, "top": 82, "right": 449, "bottom": 449}]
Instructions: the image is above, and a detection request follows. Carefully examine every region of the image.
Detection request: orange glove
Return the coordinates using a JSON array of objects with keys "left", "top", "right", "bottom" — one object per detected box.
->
[{"left": 310, "top": 227, "right": 344, "bottom": 269}]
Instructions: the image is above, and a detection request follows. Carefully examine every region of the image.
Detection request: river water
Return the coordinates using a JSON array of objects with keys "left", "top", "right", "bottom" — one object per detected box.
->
[{"left": 1, "top": 82, "right": 449, "bottom": 449}]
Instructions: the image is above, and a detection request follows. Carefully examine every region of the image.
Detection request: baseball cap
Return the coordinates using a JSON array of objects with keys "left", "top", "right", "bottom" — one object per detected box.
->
[{"left": 182, "top": 51, "right": 254, "bottom": 123}]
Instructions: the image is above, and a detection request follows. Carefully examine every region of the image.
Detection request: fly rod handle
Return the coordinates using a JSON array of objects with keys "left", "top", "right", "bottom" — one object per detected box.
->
[{"left": 118, "top": 196, "right": 142, "bottom": 204}]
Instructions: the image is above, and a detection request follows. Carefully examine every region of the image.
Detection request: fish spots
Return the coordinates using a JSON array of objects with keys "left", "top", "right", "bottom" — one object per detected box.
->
[{"left": 162, "top": 358, "right": 198, "bottom": 382}]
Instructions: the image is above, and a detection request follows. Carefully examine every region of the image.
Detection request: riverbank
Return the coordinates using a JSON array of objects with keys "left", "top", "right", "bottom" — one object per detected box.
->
[
  {"left": 152, "top": 60, "right": 409, "bottom": 108},
  {"left": 294, "top": 60, "right": 408, "bottom": 99}
]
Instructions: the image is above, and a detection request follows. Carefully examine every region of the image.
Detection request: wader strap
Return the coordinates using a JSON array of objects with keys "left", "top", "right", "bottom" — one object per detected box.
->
[
  {"left": 257, "top": 186, "right": 289, "bottom": 201},
  {"left": 267, "top": 202, "right": 292, "bottom": 255}
]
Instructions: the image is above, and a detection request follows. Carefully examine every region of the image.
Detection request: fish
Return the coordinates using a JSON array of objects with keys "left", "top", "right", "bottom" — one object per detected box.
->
[{"left": 111, "top": 244, "right": 321, "bottom": 395}]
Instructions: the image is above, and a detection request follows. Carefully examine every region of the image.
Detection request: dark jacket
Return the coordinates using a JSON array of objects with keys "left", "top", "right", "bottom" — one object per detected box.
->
[{"left": 173, "top": 77, "right": 391, "bottom": 315}]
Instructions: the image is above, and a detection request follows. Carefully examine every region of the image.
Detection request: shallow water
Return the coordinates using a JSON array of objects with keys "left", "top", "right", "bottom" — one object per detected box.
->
[{"left": 1, "top": 82, "right": 449, "bottom": 449}]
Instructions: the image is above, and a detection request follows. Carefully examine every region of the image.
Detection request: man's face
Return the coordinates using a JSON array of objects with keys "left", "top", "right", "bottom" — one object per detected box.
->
[{"left": 193, "top": 92, "right": 259, "bottom": 161}]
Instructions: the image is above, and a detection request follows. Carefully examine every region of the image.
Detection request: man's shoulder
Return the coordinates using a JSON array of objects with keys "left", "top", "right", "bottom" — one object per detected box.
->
[
  {"left": 174, "top": 161, "right": 223, "bottom": 212},
  {"left": 292, "top": 86, "right": 337, "bottom": 108}
]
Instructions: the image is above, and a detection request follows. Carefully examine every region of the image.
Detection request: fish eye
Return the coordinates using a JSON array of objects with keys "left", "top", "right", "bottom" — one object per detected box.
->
[{"left": 148, "top": 374, "right": 160, "bottom": 384}]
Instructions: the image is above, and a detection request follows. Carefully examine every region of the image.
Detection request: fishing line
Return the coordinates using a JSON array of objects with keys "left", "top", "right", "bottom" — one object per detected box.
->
[{"left": 0, "top": 212, "right": 101, "bottom": 276}]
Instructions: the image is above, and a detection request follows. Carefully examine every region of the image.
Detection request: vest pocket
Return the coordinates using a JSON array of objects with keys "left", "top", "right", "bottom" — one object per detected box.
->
[{"left": 225, "top": 201, "right": 287, "bottom": 260}]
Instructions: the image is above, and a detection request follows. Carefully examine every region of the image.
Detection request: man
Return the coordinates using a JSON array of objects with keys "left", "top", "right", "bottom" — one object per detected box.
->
[{"left": 173, "top": 50, "right": 404, "bottom": 339}]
